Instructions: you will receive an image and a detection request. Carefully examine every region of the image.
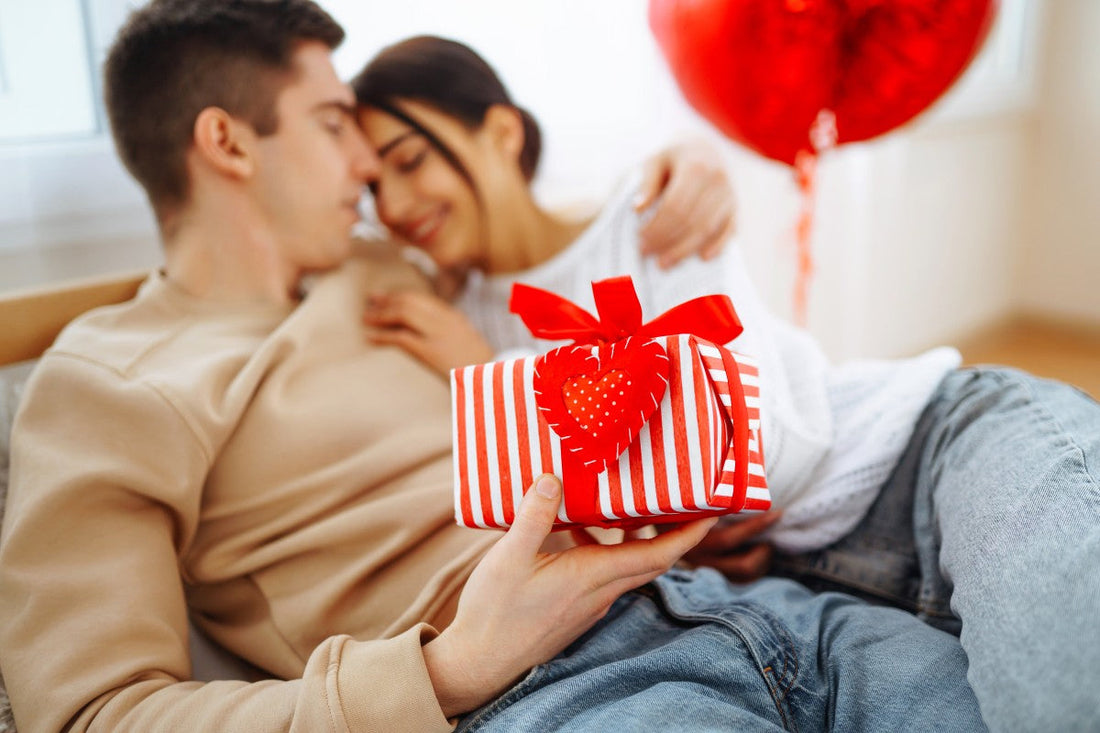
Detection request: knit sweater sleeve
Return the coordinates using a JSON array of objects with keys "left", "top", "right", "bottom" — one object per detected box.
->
[{"left": 0, "top": 354, "right": 452, "bottom": 733}]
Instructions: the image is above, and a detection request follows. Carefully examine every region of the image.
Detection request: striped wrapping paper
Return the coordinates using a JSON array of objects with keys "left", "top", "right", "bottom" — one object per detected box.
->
[{"left": 450, "top": 334, "right": 769, "bottom": 529}]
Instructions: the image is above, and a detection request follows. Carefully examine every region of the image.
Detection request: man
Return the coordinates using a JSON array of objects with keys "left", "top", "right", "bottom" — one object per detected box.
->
[{"left": 0, "top": 1, "right": 984, "bottom": 731}]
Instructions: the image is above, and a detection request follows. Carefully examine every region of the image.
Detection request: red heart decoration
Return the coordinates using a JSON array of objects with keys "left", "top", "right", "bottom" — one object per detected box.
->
[
  {"left": 561, "top": 370, "right": 634, "bottom": 434},
  {"left": 649, "top": 0, "right": 998, "bottom": 166},
  {"left": 534, "top": 338, "right": 670, "bottom": 472}
]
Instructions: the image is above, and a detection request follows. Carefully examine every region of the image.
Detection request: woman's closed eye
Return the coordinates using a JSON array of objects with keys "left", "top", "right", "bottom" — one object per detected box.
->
[{"left": 395, "top": 146, "right": 428, "bottom": 173}]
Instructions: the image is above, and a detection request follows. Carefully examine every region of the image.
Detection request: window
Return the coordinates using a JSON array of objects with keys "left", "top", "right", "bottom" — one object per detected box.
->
[
  {"left": 0, "top": 0, "right": 99, "bottom": 142},
  {"left": 928, "top": 0, "right": 1043, "bottom": 122}
]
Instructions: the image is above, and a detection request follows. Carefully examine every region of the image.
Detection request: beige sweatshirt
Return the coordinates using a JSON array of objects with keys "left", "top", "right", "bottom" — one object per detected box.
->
[{"left": 0, "top": 243, "right": 497, "bottom": 732}]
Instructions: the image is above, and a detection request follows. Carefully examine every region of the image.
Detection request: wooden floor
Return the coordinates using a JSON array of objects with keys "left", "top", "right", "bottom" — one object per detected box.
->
[{"left": 953, "top": 317, "right": 1100, "bottom": 398}]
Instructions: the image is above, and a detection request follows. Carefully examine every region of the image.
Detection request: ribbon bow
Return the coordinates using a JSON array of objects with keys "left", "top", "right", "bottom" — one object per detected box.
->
[{"left": 509, "top": 275, "right": 743, "bottom": 346}]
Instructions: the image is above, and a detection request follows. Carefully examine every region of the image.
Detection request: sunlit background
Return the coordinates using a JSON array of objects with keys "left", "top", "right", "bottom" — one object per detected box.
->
[{"left": 0, "top": 0, "right": 1097, "bottom": 372}]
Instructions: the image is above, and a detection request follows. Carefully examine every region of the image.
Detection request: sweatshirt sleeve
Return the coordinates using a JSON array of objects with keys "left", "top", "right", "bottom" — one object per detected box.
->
[{"left": 0, "top": 354, "right": 453, "bottom": 733}]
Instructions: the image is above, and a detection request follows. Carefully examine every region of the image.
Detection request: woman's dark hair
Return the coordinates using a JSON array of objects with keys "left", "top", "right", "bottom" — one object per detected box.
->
[{"left": 351, "top": 35, "right": 542, "bottom": 184}]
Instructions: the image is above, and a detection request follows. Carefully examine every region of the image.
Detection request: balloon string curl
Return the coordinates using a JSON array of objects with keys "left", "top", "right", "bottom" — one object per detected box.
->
[{"left": 791, "top": 109, "right": 837, "bottom": 327}]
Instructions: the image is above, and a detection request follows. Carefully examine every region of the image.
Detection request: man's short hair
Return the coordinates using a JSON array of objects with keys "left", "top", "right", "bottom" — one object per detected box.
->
[{"left": 104, "top": 0, "right": 345, "bottom": 218}]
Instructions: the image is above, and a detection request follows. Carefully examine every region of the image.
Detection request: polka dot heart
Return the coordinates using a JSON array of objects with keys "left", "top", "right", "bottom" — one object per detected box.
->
[
  {"left": 534, "top": 337, "right": 670, "bottom": 472},
  {"left": 561, "top": 370, "right": 630, "bottom": 438}
]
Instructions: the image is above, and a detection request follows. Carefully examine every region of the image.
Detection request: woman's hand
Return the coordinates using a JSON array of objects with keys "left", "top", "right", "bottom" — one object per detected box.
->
[
  {"left": 635, "top": 139, "right": 738, "bottom": 268},
  {"left": 364, "top": 290, "right": 494, "bottom": 376},
  {"left": 678, "top": 511, "right": 783, "bottom": 583},
  {"left": 423, "top": 475, "right": 717, "bottom": 718}
]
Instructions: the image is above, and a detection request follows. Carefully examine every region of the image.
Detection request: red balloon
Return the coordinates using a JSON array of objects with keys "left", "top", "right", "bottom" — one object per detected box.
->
[{"left": 649, "top": 0, "right": 999, "bottom": 166}]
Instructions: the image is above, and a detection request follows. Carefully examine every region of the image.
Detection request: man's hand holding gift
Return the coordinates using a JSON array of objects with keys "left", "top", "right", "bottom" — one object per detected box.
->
[{"left": 425, "top": 473, "right": 718, "bottom": 718}]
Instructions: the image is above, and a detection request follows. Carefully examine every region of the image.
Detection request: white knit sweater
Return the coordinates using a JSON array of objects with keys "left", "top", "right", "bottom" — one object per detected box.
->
[{"left": 455, "top": 176, "right": 960, "bottom": 551}]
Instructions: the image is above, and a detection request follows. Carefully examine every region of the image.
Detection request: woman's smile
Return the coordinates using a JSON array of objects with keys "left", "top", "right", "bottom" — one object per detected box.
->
[{"left": 405, "top": 205, "right": 448, "bottom": 246}]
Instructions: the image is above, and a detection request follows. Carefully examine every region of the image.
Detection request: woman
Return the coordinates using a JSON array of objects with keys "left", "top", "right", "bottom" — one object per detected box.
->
[
  {"left": 352, "top": 36, "right": 953, "bottom": 567},
  {"left": 352, "top": 36, "right": 1099, "bottom": 730}
]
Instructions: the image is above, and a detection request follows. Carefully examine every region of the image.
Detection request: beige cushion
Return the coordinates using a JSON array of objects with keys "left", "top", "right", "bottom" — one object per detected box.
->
[{"left": 0, "top": 362, "right": 33, "bottom": 733}]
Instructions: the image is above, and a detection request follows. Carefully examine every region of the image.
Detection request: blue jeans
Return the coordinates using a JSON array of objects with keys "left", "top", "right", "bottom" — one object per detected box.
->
[
  {"left": 774, "top": 368, "right": 1100, "bottom": 732},
  {"left": 457, "top": 569, "right": 984, "bottom": 732}
]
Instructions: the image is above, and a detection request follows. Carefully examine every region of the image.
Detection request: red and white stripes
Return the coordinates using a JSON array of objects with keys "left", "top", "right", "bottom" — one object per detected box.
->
[
  {"left": 698, "top": 343, "right": 770, "bottom": 512},
  {"left": 452, "top": 335, "right": 768, "bottom": 529}
]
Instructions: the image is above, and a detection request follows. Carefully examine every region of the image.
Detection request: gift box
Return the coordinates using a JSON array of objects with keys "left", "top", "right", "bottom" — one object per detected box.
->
[{"left": 451, "top": 276, "right": 770, "bottom": 530}]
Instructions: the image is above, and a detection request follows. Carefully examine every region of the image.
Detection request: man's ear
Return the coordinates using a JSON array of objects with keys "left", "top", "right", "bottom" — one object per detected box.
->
[
  {"left": 192, "top": 106, "right": 257, "bottom": 180},
  {"left": 482, "top": 104, "right": 525, "bottom": 162}
]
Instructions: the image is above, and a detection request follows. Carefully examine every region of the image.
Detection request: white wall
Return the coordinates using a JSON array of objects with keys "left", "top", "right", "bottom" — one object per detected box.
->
[
  {"left": 1019, "top": 0, "right": 1100, "bottom": 324},
  {"left": 327, "top": 0, "right": 688, "bottom": 207},
  {"left": 802, "top": 114, "right": 1037, "bottom": 359},
  {"left": 2, "top": 0, "right": 1089, "bottom": 362}
]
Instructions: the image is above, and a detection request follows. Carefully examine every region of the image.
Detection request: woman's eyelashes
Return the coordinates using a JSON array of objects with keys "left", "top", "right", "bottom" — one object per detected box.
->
[{"left": 394, "top": 146, "right": 428, "bottom": 174}]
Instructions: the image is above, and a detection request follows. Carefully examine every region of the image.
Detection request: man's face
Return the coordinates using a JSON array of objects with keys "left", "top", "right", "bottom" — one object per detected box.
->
[{"left": 252, "top": 41, "right": 379, "bottom": 276}]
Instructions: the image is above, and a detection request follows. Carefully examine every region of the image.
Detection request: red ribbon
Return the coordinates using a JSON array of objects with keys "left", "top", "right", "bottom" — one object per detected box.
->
[{"left": 509, "top": 276, "right": 743, "bottom": 346}]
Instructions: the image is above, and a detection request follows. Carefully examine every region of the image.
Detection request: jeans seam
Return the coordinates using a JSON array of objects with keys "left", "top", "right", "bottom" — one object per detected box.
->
[
  {"left": 761, "top": 629, "right": 799, "bottom": 733},
  {"left": 971, "top": 367, "right": 1097, "bottom": 483},
  {"left": 651, "top": 585, "right": 798, "bottom": 731},
  {"left": 750, "top": 601, "right": 800, "bottom": 732},
  {"left": 1020, "top": 374, "right": 1098, "bottom": 492}
]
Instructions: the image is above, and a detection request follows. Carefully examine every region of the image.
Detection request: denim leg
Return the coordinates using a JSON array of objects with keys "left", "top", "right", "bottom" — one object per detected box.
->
[
  {"left": 457, "top": 570, "right": 984, "bottom": 732},
  {"left": 917, "top": 368, "right": 1100, "bottom": 731},
  {"left": 776, "top": 367, "right": 1100, "bottom": 731},
  {"left": 770, "top": 410, "right": 960, "bottom": 632}
]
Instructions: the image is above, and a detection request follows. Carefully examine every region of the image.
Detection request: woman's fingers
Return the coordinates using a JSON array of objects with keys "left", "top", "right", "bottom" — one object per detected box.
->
[
  {"left": 639, "top": 190, "right": 692, "bottom": 256},
  {"left": 623, "top": 525, "right": 656, "bottom": 541},
  {"left": 364, "top": 291, "right": 439, "bottom": 334},
  {"left": 633, "top": 149, "right": 672, "bottom": 214},
  {"left": 679, "top": 512, "right": 782, "bottom": 582},
  {"left": 569, "top": 527, "right": 601, "bottom": 547},
  {"left": 365, "top": 325, "right": 434, "bottom": 360},
  {"left": 701, "top": 213, "right": 737, "bottom": 261},
  {"left": 685, "top": 542, "right": 773, "bottom": 582},
  {"left": 364, "top": 290, "right": 494, "bottom": 374},
  {"left": 693, "top": 511, "right": 782, "bottom": 553},
  {"left": 637, "top": 139, "right": 738, "bottom": 264},
  {"left": 655, "top": 182, "right": 736, "bottom": 268}
]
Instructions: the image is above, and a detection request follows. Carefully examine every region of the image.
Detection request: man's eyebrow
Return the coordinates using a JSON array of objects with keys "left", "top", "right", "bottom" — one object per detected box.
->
[{"left": 377, "top": 130, "right": 418, "bottom": 157}]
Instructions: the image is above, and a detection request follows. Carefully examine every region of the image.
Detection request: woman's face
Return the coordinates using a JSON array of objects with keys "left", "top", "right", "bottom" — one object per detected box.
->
[{"left": 358, "top": 101, "right": 490, "bottom": 271}]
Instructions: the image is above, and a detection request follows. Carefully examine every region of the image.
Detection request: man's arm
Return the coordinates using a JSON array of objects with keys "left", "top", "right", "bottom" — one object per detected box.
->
[{"left": 0, "top": 356, "right": 453, "bottom": 732}]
